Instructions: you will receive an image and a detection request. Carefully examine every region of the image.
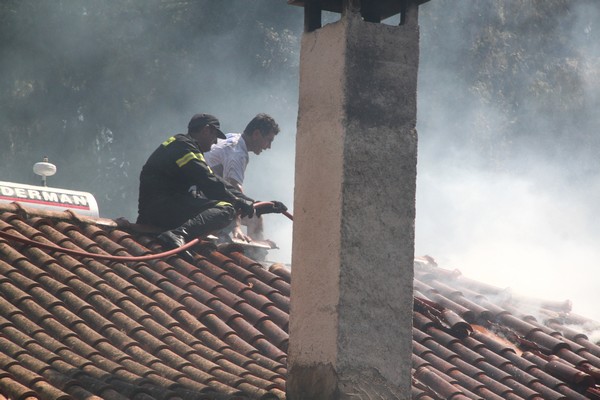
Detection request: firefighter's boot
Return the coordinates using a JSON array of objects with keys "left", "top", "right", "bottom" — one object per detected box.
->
[{"left": 157, "top": 228, "right": 194, "bottom": 262}]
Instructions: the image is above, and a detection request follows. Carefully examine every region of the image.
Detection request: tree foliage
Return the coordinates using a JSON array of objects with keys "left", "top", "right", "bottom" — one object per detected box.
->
[{"left": 419, "top": 0, "right": 600, "bottom": 169}]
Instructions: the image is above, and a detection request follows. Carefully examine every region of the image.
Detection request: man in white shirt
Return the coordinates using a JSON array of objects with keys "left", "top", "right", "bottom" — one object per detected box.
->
[{"left": 204, "top": 113, "right": 280, "bottom": 242}]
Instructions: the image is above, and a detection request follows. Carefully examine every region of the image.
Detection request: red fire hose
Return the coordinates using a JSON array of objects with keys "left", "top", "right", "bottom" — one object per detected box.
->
[
  {"left": 0, "top": 201, "right": 292, "bottom": 262},
  {"left": 0, "top": 231, "right": 201, "bottom": 262},
  {"left": 281, "top": 210, "right": 293, "bottom": 221},
  {"left": 253, "top": 201, "right": 294, "bottom": 221}
]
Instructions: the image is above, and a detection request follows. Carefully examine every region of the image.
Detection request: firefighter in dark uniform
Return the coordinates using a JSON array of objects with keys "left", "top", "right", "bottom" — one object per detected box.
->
[{"left": 137, "top": 113, "right": 255, "bottom": 249}]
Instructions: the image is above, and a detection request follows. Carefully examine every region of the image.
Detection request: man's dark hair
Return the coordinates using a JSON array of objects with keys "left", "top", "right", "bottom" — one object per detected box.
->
[{"left": 243, "top": 113, "right": 280, "bottom": 136}]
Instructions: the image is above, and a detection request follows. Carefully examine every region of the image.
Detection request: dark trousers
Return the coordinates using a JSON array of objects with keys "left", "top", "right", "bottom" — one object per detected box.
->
[{"left": 138, "top": 194, "right": 236, "bottom": 239}]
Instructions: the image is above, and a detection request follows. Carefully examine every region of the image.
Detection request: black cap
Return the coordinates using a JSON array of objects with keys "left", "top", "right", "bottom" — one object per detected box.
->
[{"left": 188, "top": 113, "right": 226, "bottom": 139}]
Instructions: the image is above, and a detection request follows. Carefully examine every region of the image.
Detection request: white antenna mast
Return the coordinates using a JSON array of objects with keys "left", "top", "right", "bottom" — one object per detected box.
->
[{"left": 33, "top": 156, "right": 57, "bottom": 187}]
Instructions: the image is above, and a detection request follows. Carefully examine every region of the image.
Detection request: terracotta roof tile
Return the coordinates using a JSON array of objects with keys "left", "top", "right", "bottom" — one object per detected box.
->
[
  {"left": 0, "top": 373, "right": 37, "bottom": 399},
  {"left": 196, "top": 258, "right": 230, "bottom": 281},
  {"left": 413, "top": 364, "right": 465, "bottom": 399},
  {"left": 232, "top": 287, "right": 273, "bottom": 311},
  {"left": 224, "top": 251, "right": 291, "bottom": 297},
  {"left": 209, "top": 251, "right": 255, "bottom": 280},
  {"left": 263, "top": 292, "right": 289, "bottom": 314},
  {"left": 268, "top": 264, "right": 290, "bottom": 282},
  {"left": 2, "top": 205, "right": 600, "bottom": 399}
]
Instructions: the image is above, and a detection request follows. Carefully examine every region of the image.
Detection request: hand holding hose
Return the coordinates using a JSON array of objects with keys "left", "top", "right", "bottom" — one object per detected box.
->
[
  {"left": 253, "top": 201, "right": 291, "bottom": 219},
  {"left": 235, "top": 198, "right": 255, "bottom": 218}
]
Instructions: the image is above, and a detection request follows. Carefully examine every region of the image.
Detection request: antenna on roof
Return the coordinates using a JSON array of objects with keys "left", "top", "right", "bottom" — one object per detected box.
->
[{"left": 33, "top": 156, "right": 57, "bottom": 187}]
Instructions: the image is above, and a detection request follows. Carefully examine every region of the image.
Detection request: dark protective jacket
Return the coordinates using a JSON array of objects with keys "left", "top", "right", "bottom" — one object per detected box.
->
[{"left": 137, "top": 134, "right": 249, "bottom": 222}]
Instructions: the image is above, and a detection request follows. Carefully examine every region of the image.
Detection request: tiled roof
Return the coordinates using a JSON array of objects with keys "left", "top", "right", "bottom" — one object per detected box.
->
[
  {"left": 412, "top": 257, "right": 600, "bottom": 400},
  {"left": 1, "top": 202, "right": 599, "bottom": 399}
]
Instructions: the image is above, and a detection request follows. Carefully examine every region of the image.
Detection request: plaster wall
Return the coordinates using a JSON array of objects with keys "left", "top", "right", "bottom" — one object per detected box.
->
[
  {"left": 289, "top": 18, "right": 346, "bottom": 368},
  {"left": 289, "top": 11, "right": 419, "bottom": 400}
]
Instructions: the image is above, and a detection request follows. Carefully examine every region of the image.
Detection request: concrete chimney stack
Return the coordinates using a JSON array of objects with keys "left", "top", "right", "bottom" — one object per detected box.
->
[{"left": 287, "top": 0, "right": 426, "bottom": 398}]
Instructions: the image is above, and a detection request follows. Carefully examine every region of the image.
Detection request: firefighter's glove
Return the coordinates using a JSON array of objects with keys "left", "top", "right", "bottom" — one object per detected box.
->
[
  {"left": 235, "top": 198, "right": 255, "bottom": 218},
  {"left": 256, "top": 201, "right": 288, "bottom": 217}
]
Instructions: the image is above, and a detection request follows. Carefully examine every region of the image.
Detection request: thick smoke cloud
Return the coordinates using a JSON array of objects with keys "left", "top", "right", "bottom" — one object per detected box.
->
[
  {"left": 416, "top": 1, "right": 600, "bottom": 321},
  {"left": 2, "top": 1, "right": 599, "bottom": 322}
]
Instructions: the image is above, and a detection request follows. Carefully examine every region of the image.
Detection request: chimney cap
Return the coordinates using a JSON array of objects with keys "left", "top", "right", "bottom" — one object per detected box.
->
[
  {"left": 289, "top": 0, "right": 431, "bottom": 30},
  {"left": 288, "top": 0, "right": 431, "bottom": 19}
]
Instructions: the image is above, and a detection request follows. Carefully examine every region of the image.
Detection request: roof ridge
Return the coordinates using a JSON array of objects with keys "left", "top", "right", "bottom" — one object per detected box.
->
[
  {"left": 0, "top": 201, "right": 168, "bottom": 237},
  {"left": 0, "top": 202, "right": 118, "bottom": 228}
]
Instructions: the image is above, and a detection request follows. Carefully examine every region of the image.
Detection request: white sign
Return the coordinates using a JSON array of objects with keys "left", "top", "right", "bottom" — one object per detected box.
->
[{"left": 0, "top": 181, "right": 99, "bottom": 217}]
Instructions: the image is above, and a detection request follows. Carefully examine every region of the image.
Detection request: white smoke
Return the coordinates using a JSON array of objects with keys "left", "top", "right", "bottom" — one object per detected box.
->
[{"left": 415, "top": 1, "right": 600, "bottom": 322}]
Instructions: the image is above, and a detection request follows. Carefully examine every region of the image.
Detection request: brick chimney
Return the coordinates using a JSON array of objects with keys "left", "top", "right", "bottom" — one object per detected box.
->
[{"left": 287, "top": 0, "right": 426, "bottom": 398}]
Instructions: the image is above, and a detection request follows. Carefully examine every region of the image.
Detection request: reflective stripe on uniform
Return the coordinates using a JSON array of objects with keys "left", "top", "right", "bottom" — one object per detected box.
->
[
  {"left": 162, "top": 136, "right": 176, "bottom": 146},
  {"left": 176, "top": 152, "right": 205, "bottom": 168},
  {"left": 175, "top": 151, "right": 215, "bottom": 173},
  {"left": 216, "top": 201, "right": 232, "bottom": 207}
]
